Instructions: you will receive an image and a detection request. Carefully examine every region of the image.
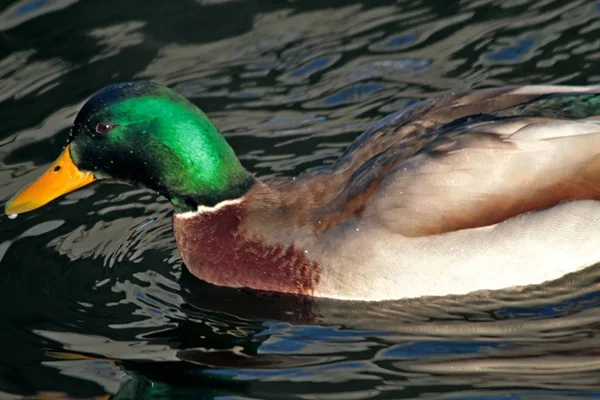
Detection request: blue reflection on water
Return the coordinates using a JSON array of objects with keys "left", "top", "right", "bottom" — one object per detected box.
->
[
  {"left": 383, "top": 341, "right": 502, "bottom": 358},
  {"left": 486, "top": 38, "right": 534, "bottom": 62},
  {"left": 292, "top": 57, "right": 330, "bottom": 78},
  {"left": 387, "top": 33, "right": 417, "bottom": 48},
  {"left": 495, "top": 289, "right": 600, "bottom": 319},
  {"left": 324, "top": 82, "right": 386, "bottom": 105},
  {"left": 16, "top": 0, "right": 48, "bottom": 15}
]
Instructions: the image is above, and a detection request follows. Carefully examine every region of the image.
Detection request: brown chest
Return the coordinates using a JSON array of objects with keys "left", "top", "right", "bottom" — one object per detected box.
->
[{"left": 172, "top": 201, "right": 321, "bottom": 296}]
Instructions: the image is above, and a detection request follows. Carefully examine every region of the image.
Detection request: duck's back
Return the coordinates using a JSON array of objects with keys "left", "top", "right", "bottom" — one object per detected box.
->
[
  {"left": 296, "top": 86, "right": 600, "bottom": 232},
  {"left": 276, "top": 86, "right": 600, "bottom": 300}
]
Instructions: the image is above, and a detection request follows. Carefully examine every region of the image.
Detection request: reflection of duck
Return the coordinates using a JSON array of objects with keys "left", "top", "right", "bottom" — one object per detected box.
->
[
  {"left": 39, "top": 282, "right": 600, "bottom": 398},
  {"left": 7, "top": 81, "right": 600, "bottom": 301}
]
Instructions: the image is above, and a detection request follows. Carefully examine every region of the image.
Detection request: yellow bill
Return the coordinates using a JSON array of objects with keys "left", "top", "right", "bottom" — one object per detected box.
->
[{"left": 5, "top": 145, "right": 95, "bottom": 215}]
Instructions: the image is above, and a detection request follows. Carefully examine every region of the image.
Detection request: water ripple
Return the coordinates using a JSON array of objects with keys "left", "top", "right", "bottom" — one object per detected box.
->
[{"left": 1, "top": 0, "right": 600, "bottom": 398}]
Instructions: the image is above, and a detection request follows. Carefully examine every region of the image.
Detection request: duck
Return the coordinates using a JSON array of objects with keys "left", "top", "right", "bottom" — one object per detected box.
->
[{"left": 6, "top": 81, "right": 600, "bottom": 301}]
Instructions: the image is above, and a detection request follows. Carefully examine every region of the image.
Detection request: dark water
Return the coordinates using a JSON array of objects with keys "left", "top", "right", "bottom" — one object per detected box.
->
[{"left": 2, "top": 0, "right": 600, "bottom": 398}]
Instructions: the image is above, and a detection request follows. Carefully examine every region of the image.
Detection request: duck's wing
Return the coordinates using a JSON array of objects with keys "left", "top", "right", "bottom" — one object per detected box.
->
[
  {"left": 338, "top": 85, "right": 600, "bottom": 167},
  {"left": 366, "top": 116, "right": 600, "bottom": 236},
  {"left": 311, "top": 86, "right": 600, "bottom": 234}
]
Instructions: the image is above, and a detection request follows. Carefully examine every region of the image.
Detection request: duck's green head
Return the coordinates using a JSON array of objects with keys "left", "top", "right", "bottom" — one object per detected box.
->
[{"left": 5, "top": 81, "right": 254, "bottom": 215}]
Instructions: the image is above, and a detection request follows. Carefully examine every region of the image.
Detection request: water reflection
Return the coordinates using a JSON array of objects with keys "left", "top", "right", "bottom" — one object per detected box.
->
[
  {"left": 28, "top": 279, "right": 600, "bottom": 398},
  {"left": 1, "top": 0, "right": 600, "bottom": 398}
]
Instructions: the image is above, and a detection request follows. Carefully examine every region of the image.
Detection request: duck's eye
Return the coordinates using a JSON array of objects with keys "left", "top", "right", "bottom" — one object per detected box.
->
[{"left": 95, "top": 121, "right": 114, "bottom": 135}]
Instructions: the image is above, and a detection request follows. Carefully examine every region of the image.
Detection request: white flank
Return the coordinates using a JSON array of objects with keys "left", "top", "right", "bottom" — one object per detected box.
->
[
  {"left": 174, "top": 197, "right": 245, "bottom": 220},
  {"left": 510, "top": 85, "right": 600, "bottom": 95}
]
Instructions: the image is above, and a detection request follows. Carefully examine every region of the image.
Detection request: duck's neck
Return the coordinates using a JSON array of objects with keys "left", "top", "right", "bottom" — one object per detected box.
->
[
  {"left": 159, "top": 140, "right": 258, "bottom": 211},
  {"left": 163, "top": 127, "right": 256, "bottom": 212},
  {"left": 168, "top": 172, "right": 256, "bottom": 213}
]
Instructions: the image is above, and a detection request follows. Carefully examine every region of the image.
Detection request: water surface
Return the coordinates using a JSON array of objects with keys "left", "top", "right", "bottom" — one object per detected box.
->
[{"left": 1, "top": 0, "right": 600, "bottom": 398}]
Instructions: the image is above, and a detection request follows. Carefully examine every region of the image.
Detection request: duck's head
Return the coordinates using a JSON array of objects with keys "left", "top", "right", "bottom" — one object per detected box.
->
[{"left": 5, "top": 81, "right": 254, "bottom": 215}]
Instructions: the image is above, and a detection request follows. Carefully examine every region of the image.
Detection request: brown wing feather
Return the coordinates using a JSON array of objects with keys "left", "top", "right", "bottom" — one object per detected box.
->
[
  {"left": 367, "top": 119, "right": 600, "bottom": 236},
  {"left": 251, "top": 86, "right": 600, "bottom": 234}
]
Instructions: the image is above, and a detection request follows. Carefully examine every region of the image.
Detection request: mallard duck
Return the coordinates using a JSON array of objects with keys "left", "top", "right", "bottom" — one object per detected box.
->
[{"left": 6, "top": 81, "right": 600, "bottom": 301}]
